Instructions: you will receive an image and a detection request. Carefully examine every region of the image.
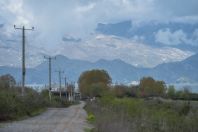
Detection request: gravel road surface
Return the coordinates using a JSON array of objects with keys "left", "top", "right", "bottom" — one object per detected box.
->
[{"left": 0, "top": 101, "right": 91, "bottom": 132}]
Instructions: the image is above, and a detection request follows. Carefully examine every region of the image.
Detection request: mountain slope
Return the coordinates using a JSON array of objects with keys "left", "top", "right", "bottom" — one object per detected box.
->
[
  {"left": 0, "top": 55, "right": 140, "bottom": 84},
  {"left": 148, "top": 53, "right": 198, "bottom": 82},
  {"left": 0, "top": 54, "right": 198, "bottom": 84}
]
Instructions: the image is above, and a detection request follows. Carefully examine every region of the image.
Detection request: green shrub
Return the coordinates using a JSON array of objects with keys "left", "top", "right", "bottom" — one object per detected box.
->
[
  {"left": 179, "top": 102, "right": 191, "bottom": 116},
  {"left": 87, "top": 113, "right": 95, "bottom": 123}
]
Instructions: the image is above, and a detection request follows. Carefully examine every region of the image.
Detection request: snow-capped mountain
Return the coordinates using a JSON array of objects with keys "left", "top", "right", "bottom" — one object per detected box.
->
[{"left": 59, "top": 34, "right": 193, "bottom": 68}]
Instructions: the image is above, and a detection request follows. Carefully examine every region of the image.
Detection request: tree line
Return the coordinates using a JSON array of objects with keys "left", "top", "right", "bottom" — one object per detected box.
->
[{"left": 78, "top": 69, "right": 198, "bottom": 100}]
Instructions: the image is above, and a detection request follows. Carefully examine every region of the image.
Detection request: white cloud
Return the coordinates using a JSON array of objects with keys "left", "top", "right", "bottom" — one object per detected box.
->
[
  {"left": 156, "top": 0, "right": 198, "bottom": 17},
  {"left": 75, "top": 3, "right": 96, "bottom": 13},
  {"left": 1, "top": 0, "right": 198, "bottom": 46},
  {"left": 6, "top": 0, "right": 23, "bottom": 14},
  {"left": 155, "top": 28, "right": 187, "bottom": 45},
  {"left": 155, "top": 28, "right": 198, "bottom": 46},
  {"left": 1, "top": 0, "right": 33, "bottom": 26},
  {"left": 173, "top": 16, "right": 198, "bottom": 24}
]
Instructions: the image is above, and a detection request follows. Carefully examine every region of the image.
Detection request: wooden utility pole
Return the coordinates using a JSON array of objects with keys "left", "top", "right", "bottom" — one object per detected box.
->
[
  {"left": 71, "top": 81, "right": 75, "bottom": 101},
  {"left": 14, "top": 25, "right": 34, "bottom": 96},
  {"left": 44, "top": 56, "right": 56, "bottom": 101},
  {"left": 64, "top": 76, "right": 67, "bottom": 99},
  {"left": 64, "top": 76, "right": 67, "bottom": 89},
  {"left": 55, "top": 70, "right": 64, "bottom": 98}
]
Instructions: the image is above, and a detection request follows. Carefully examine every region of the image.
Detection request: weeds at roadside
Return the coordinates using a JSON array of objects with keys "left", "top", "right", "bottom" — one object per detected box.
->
[
  {"left": 85, "top": 97, "right": 198, "bottom": 132},
  {"left": 84, "top": 128, "right": 94, "bottom": 132},
  {"left": 87, "top": 113, "right": 95, "bottom": 123}
]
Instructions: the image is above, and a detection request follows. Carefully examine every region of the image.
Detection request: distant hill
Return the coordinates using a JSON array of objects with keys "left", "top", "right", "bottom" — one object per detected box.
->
[
  {"left": 0, "top": 55, "right": 141, "bottom": 84},
  {"left": 0, "top": 54, "right": 198, "bottom": 84},
  {"left": 148, "top": 53, "right": 198, "bottom": 83}
]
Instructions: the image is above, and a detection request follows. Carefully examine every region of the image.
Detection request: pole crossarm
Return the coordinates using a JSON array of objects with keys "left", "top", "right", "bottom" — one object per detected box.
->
[
  {"left": 44, "top": 56, "right": 56, "bottom": 60},
  {"left": 14, "top": 25, "right": 34, "bottom": 30}
]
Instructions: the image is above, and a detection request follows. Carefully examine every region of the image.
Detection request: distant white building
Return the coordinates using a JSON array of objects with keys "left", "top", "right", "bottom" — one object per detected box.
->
[{"left": 130, "top": 81, "right": 140, "bottom": 86}]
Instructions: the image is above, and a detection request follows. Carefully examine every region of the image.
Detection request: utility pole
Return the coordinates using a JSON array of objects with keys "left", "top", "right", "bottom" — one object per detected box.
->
[
  {"left": 14, "top": 25, "right": 34, "bottom": 96},
  {"left": 44, "top": 56, "right": 56, "bottom": 101},
  {"left": 68, "top": 81, "right": 72, "bottom": 101},
  {"left": 73, "top": 81, "right": 75, "bottom": 101},
  {"left": 64, "top": 76, "right": 67, "bottom": 90},
  {"left": 70, "top": 81, "right": 75, "bottom": 101},
  {"left": 64, "top": 76, "right": 67, "bottom": 99},
  {"left": 55, "top": 70, "right": 64, "bottom": 98}
]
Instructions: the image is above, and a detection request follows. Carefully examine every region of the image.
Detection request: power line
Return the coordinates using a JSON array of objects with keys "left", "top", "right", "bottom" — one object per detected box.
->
[
  {"left": 14, "top": 25, "right": 34, "bottom": 96},
  {"left": 55, "top": 70, "right": 64, "bottom": 98},
  {"left": 44, "top": 56, "right": 56, "bottom": 101}
]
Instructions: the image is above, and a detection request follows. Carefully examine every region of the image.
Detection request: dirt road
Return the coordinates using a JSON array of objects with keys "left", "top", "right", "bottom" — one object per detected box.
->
[{"left": 0, "top": 101, "right": 91, "bottom": 132}]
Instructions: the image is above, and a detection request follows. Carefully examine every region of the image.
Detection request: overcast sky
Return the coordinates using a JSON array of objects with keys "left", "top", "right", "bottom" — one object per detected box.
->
[
  {"left": 0, "top": 0, "right": 198, "bottom": 67},
  {"left": 1, "top": 0, "right": 198, "bottom": 39}
]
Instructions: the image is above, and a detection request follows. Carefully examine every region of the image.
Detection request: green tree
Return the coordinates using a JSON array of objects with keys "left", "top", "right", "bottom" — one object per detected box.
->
[
  {"left": 182, "top": 87, "right": 191, "bottom": 100},
  {"left": 167, "top": 85, "right": 176, "bottom": 98},
  {"left": 113, "top": 85, "right": 127, "bottom": 98},
  {"left": 78, "top": 69, "right": 111, "bottom": 97},
  {"left": 89, "top": 82, "right": 108, "bottom": 97},
  {"left": 155, "top": 80, "right": 166, "bottom": 96},
  {"left": 139, "top": 77, "right": 166, "bottom": 97},
  {"left": 175, "top": 87, "right": 191, "bottom": 100},
  {"left": 111, "top": 85, "right": 138, "bottom": 98},
  {"left": 0, "top": 74, "right": 16, "bottom": 88}
]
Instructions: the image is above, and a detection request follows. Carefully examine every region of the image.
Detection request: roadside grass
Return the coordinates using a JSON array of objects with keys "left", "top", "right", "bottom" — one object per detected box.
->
[
  {"left": 27, "top": 107, "right": 46, "bottom": 117},
  {"left": 9, "top": 107, "right": 47, "bottom": 123},
  {"left": 84, "top": 128, "right": 94, "bottom": 132},
  {"left": 85, "top": 97, "right": 198, "bottom": 132},
  {"left": 40, "top": 89, "right": 72, "bottom": 108},
  {"left": 0, "top": 87, "right": 73, "bottom": 122},
  {"left": 87, "top": 113, "right": 95, "bottom": 123},
  {"left": 71, "top": 100, "right": 81, "bottom": 106},
  {"left": 0, "top": 86, "right": 47, "bottom": 122}
]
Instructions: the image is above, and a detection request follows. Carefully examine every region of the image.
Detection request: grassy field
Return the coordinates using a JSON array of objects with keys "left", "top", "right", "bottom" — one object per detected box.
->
[{"left": 85, "top": 97, "right": 198, "bottom": 132}]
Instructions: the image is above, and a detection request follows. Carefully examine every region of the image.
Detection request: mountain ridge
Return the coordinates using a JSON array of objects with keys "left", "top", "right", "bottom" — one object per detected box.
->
[{"left": 0, "top": 53, "right": 198, "bottom": 84}]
